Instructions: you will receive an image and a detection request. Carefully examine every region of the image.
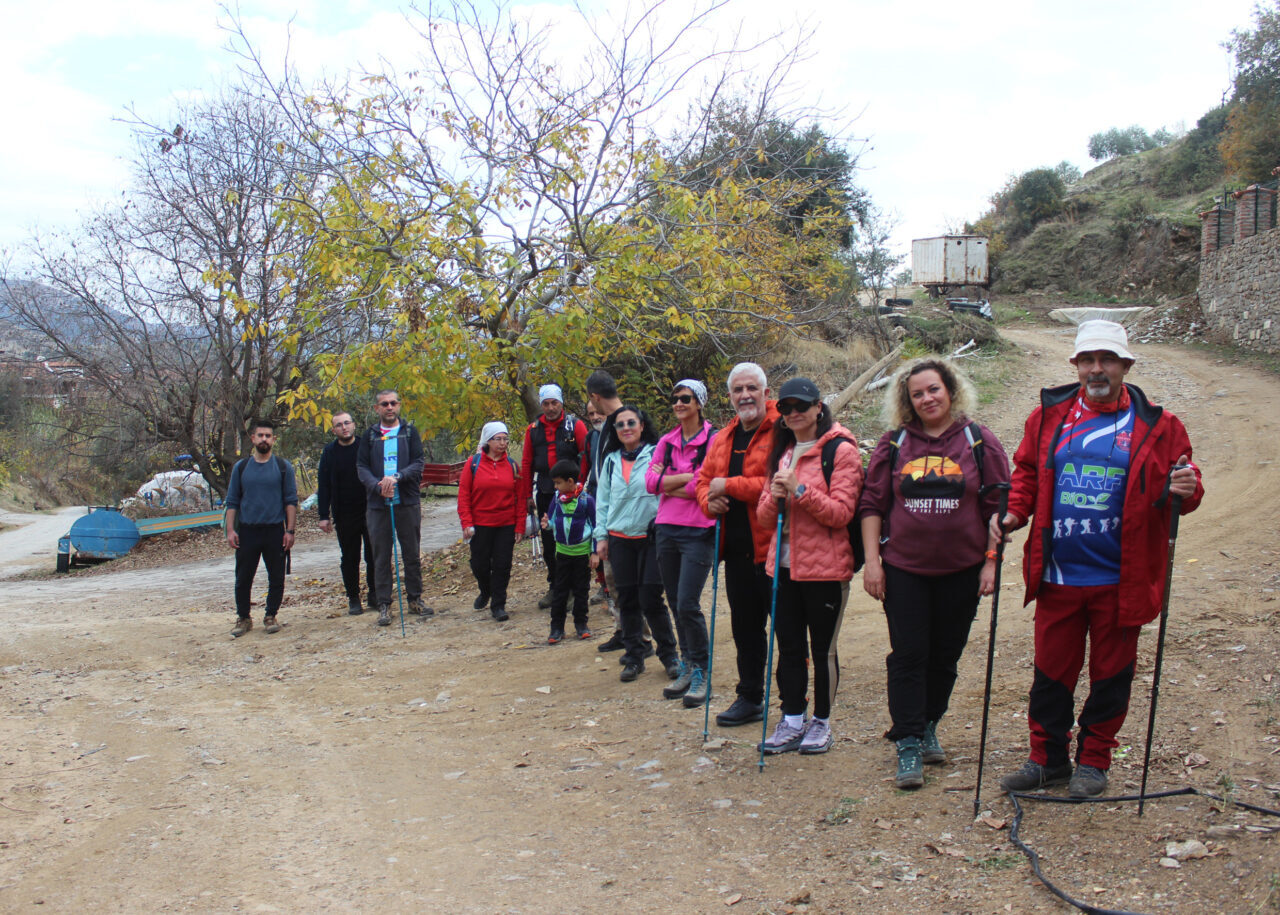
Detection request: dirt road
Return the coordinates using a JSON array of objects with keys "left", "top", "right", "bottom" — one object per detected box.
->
[{"left": 1, "top": 321, "right": 1276, "bottom": 913}]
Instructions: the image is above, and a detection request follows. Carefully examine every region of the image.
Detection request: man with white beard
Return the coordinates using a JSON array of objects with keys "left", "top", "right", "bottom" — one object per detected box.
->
[{"left": 695, "top": 362, "right": 780, "bottom": 727}]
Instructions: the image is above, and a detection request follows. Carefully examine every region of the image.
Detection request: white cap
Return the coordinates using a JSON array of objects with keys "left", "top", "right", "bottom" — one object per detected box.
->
[
  {"left": 538, "top": 384, "right": 563, "bottom": 404},
  {"left": 1071, "top": 320, "right": 1135, "bottom": 362}
]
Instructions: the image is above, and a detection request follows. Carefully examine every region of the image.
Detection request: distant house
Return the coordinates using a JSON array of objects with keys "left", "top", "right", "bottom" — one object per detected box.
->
[{"left": 0, "top": 356, "right": 84, "bottom": 406}]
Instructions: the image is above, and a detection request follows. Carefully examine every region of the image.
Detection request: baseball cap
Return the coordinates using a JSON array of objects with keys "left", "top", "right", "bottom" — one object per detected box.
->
[{"left": 776, "top": 377, "right": 821, "bottom": 404}]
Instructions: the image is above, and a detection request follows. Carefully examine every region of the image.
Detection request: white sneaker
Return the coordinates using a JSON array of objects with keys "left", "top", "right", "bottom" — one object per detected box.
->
[
  {"left": 799, "top": 717, "right": 833, "bottom": 754},
  {"left": 760, "top": 718, "right": 806, "bottom": 755}
]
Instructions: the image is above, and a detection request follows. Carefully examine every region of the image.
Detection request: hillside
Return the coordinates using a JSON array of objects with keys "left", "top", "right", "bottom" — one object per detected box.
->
[{"left": 990, "top": 132, "right": 1229, "bottom": 301}]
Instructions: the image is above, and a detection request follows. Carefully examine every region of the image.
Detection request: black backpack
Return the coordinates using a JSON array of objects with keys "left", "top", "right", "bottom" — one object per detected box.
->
[
  {"left": 818, "top": 437, "right": 866, "bottom": 573},
  {"left": 469, "top": 453, "right": 518, "bottom": 477}
]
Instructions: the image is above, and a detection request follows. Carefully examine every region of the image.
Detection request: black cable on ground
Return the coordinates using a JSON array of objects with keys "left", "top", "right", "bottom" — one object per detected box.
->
[{"left": 1005, "top": 787, "right": 1280, "bottom": 915}]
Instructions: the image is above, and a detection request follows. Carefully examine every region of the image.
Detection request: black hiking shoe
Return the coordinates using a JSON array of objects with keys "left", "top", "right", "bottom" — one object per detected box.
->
[
  {"left": 715, "top": 697, "right": 764, "bottom": 727},
  {"left": 597, "top": 631, "right": 624, "bottom": 652},
  {"left": 347, "top": 599, "right": 364, "bottom": 616},
  {"left": 895, "top": 737, "right": 924, "bottom": 789},
  {"left": 537, "top": 589, "right": 554, "bottom": 610},
  {"left": 547, "top": 628, "right": 565, "bottom": 645},
  {"left": 1068, "top": 764, "right": 1109, "bottom": 798},
  {"left": 999, "top": 760, "right": 1072, "bottom": 793},
  {"left": 620, "top": 660, "right": 644, "bottom": 682},
  {"left": 662, "top": 656, "right": 682, "bottom": 680},
  {"left": 491, "top": 606, "right": 509, "bottom": 622},
  {"left": 474, "top": 592, "right": 490, "bottom": 610}
]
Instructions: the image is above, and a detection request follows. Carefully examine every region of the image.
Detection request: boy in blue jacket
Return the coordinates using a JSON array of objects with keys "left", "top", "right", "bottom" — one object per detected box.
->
[{"left": 542, "top": 459, "right": 596, "bottom": 643}]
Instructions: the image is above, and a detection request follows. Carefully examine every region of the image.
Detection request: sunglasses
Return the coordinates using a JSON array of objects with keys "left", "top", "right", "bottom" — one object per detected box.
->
[
  {"left": 379, "top": 400, "right": 399, "bottom": 407},
  {"left": 670, "top": 394, "right": 695, "bottom": 405},
  {"left": 777, "top": 400, "right": 816, "bottom": 415},
  {"left": 615, "top": 418, "right": 640, "bottom": 429}
]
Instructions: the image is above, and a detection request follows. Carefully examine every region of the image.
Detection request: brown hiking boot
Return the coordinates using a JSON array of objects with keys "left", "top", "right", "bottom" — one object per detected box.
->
[
  {"left": 231, "top": 617, "right": 253, "bottom": 638},
  {"left": 263, "top": 615, "right": 281, "bottom": 634}
]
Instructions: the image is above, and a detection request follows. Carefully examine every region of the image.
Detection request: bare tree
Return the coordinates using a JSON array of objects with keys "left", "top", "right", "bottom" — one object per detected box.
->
[{"left": 0, "top": 91, "right": 370, "bottom": 494}]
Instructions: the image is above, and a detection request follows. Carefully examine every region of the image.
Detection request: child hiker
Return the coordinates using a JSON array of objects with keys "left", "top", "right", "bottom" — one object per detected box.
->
[{"left": 542, "top": 459, "right": 596, "bottom": 643}]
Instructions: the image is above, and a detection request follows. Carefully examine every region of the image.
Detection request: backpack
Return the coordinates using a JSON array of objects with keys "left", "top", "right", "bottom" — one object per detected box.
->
[
  {"left": 225, "top": 455, "right": 288, "bottom": 532},
  {"left": 659, "top": 425, "right": 716, "bottom": 474},
  {"left": 818, "top": 437, "right": 866, "bottom": 573},
  {"left": 469, "top": 453, "right": 518, "bottom": 477}
]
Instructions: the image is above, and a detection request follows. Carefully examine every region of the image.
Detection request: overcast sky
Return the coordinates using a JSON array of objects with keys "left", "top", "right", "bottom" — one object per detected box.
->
[{"left": 0, "top": 0, "right": 1261, "bottom": 265}]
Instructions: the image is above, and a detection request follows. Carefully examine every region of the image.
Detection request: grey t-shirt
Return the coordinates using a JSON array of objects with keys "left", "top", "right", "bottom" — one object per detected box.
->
[{"left": 226, "top": 456, "right": 298, "bottom": 525}]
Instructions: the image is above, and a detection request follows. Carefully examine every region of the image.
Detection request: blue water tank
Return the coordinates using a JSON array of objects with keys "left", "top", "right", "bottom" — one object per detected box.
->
[{"left": 69, "top": 507, "right": 141, "bottom": 559}]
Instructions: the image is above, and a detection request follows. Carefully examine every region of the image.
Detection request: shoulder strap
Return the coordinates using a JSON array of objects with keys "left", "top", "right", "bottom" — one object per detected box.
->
[
  {"left": 964, "top": 421, "right": 986, "bottom": 484},
  {"left": 820, "top": 436, "right": 856, "bottom": 487},
  {"left": 889, "top": 427, "right": 909, "bottom": 476},
  {"left": 231, "top": 458, "right": 246, "bottom": 492},
  {"left": 470, "top": 454, "right": 481, "bottom": 474}
]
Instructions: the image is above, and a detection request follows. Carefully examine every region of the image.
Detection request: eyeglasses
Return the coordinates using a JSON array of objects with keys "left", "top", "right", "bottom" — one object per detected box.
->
[
  {"left": 777, "top": 400, "right": 815, "bottom": 415},
  {"left": 670, "top": 394, "right": 695, "bottom": 405},
  {"left": 378, "top": 400, "right": 399, "bottom": 407},
  {"left": 615, "top": 418, "right": 640, "bottom": 429}
]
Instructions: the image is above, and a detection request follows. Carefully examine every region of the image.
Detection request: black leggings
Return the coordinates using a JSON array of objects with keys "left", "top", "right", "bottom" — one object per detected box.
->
[
  {"left": 771, "top": 569, "right": 846, "bottom": 719},
  {"left": 882, "top": 561, "right": 981, "bottom": 740}
]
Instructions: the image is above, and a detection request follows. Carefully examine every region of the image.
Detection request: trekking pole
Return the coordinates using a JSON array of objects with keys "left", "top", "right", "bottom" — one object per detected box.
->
[
  {"left": 388, "top": 497, "right": 406, "bottom": 638},
  {"left": 758, "top": 506, "right": 786, "bottom": 773},
  {"left": 1140, "top": 467, "right": 1187, "bottom": 816},
  {"left": 702, "top": 518, "right": 722, "bottom": 742},
  {"left": 974, "top": 483, "right": 1011, "bottom": 818}
]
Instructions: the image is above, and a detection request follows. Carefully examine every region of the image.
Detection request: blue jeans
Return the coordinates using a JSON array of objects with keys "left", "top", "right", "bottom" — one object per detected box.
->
[{"left": 655, "top": 523, "right": 714, "bottom": 669}]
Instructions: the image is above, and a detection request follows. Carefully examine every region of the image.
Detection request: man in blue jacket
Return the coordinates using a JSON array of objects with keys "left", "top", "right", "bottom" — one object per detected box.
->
[{"left": 357, "top": 390, "right": 431, "bottom": 626}]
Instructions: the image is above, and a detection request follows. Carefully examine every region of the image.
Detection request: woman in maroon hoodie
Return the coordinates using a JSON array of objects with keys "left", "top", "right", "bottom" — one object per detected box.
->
[
  {"left": 858, "top": 358, "right": 1010, "bottom": 789},
  {"left": 458, "top": 421, "right": 525, "bottom": 622}
]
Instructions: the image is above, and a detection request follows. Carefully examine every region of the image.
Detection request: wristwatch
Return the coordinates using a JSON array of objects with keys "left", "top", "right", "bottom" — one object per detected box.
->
[
  {"left": 795, "top": 484, "right": 806, "bottom": 497},
  {"left": 286, "top": 529, "right": 295, "bottom": 534}
]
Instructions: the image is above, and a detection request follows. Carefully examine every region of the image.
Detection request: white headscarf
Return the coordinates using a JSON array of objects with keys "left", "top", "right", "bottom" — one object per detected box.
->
[
  {"left": 538, "top": 384, "right": 563, "bottom": 404},
  {"left": 478, "top": 421, "right": 508, "bottom": 453},
  {"left": 673, "top": 378, "right": 708, "bottom": 406}
]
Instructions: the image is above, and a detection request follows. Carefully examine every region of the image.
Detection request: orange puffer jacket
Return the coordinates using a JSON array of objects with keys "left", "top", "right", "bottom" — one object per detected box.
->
[
  {"left": 695, "top": 402, "right": 779, "bottom": 564},
  {"left": 755, "top": 422, "right": 863, "bottom": 581}
]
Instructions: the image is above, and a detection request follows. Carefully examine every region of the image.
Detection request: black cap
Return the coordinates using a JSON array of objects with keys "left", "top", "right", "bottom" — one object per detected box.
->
[{"left": 777, "top": 377, "right": 821, "bottom": 404}]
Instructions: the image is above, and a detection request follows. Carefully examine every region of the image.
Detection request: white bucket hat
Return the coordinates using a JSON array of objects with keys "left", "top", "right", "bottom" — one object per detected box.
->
[{"left": 1071, "top": 320, "right": 1135, "bottom": 362}]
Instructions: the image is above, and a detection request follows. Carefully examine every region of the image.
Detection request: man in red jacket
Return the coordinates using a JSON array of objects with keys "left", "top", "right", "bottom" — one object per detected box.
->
[
  {"left": 520, "top": 384, "right": 589, "bottom": 609},
  {"left": 995, "top": 320, "right": 1204, "bottom": 798}
]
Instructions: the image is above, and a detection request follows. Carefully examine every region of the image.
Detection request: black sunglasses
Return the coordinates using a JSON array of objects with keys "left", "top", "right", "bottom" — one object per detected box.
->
[
  {"left": 671, "top": 394, "right": 695, "bottom": 405},
  {"left": 615, "top": 418, "right": 640, "bottom": 429},
  {"left": 379, "top": 400, "right": 399, "bottom": 407},
  {"left": 777, "top": 400, "right": 815, "bottom": 415}
]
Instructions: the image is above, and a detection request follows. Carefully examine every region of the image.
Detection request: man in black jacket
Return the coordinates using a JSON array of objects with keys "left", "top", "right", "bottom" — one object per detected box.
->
[
  {"left": 356, "top": 390, "right": 432, "bottom": 626},
  {"left": 318, "top": 411, "right": 375, "bottom": 616}
]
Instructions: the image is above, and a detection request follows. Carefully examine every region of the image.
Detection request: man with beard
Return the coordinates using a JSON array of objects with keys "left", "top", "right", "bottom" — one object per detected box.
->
[
  {"left": 995, "top": 320, "right": 1203, "bottom": 798},
  {"left": 226, "top": 419, "right": 298, "bottom": 637},
  {"left": 520, "top": 384, "right": 589, "bottom": 610},
  {"left": 317, "top": 411, "right": 375, "bottom": 616},
  {"left": 695, "top": 362, "right": 779, "bottom": 726},
  {"left": 357, "top": 389, "right": 431, "bottom": 626}
]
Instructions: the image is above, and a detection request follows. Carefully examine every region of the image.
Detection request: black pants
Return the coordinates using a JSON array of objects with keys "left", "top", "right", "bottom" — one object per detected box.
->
[
  {"left": 470, "top": 525, "right": 515, "bottom": 610},
  {"left": 724, "top": 554, "right": 770, "bottom": 704},
  {"left": 772, "top": 569, "right": 846, "bottom": 719},
  {"left": 235, "top": 522, "right": 286, "bottom": 619},
  {"left": 550, "top": 551, "right": 590, "bottom": 630},
  {"left": 536, "top": 489, "right": 557, "bottom": 587},
  {"left": 882, "top": 561, "right": 981, "bottom": 740},
  {"left": 608, "top": 534, "right": 678, "bottom": 666},
  {"left": 333, "top": 511, "right": 375, "bottom": 603}
]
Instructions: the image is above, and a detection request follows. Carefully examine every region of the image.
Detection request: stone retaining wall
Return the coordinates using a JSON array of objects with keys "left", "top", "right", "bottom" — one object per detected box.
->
[{"left": 1198, "top": 228, "right": 1280, "bottom": 353}]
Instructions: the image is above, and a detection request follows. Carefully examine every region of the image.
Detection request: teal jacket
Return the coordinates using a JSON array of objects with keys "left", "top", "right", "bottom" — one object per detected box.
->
[{"left": 594, "top": 444, "right": 659, "bottom": 547}]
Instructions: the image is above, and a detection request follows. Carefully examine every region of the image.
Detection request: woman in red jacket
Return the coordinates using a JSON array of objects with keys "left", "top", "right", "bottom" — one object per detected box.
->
[
  {"left": 755, "top": 377, "right": 862, "bottom": 756},
  {"left": 457, "top": 421, "right": 524, "bottom": 622}
]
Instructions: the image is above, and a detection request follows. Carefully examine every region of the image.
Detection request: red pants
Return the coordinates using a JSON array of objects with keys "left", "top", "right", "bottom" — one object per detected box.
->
[{"left": 1027, "top": 583, "right": 1141, "bottom": 770}]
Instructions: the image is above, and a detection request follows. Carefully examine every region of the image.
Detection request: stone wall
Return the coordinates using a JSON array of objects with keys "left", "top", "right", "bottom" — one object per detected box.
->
[{"left": 1198, "top": 227, "right": 1280, "bottom": 353}]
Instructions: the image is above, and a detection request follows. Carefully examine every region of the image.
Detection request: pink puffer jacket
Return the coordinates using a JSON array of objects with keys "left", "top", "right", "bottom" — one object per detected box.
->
[{"left": 756, "top": 422, "right": 863, "bottom": 581}]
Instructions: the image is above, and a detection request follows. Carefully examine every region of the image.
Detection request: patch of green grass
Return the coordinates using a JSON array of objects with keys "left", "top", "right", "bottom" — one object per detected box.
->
[
  {"left": 968, "top": 853, "right": 1023, "bottom": 871},
  {"left": 822, "top": 796, "right": 860, "bottom": 826}
]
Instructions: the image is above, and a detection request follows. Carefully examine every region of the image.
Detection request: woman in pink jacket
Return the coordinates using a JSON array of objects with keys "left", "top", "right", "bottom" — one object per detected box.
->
[
  {"left": 645, "top": 379, "right": 717, "bottom": 707},
  {"left": 756, "top": 377, "right": 862, "bottom": 756}
]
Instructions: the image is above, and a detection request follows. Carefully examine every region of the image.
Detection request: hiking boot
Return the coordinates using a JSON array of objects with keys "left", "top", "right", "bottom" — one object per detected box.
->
[
  {"left": 547, "top": 628, "right": 565, "bottom": 645},
  {"left": 590, "top": 587, "right": 607, "bottom": 605},
  {"left": 999, "top": 759, "right": 1073, "bottom": 794},
  {"left": 597, "top": 631, "right": 624, "bottom": 652},
  {"left": 576, "top": 627, "right": 592, "bottom": 640},
  {"left": 1068, "top": 764, "right": 1109, "bottom": 798},
  {"left": 921, "top": 720, "right": 946, "bottom": 764},
  {"left": 491, "top": 606, "right": 509, "bottom": 622},
  {"left": 409, "top": 599, "right": 434, "bottom": 617},
  {"left": 760, "top": 718, "right": 806, "bottom": 755},
  {"left": 621, "top": 642, "right": 655, "bottom": 665},
  {"left": 231, "top": 616, "right": 252, "bottom": 638},
  {"left": 263, "top": 615, "right": 281, "bottom": 634},
  {"left": 376, "top": 604, "right": 392, "bottom": 627},
  {"left": 663, "top": 657, "right": 682, "bottom": 680},
  {"left": 895, "top": 737, "right": 924, "bottom": 789},
  {"left": 347, "top": 599, "right": 364, "bottom": 616},
  {"left": 620, "top": 660, "right": 644, "bottom": 682},
  {"left": 474, "top": 592, "right": 490, "bottom": 610},
  {"left": 538, "top": 589, "right": 554, "bottom": 610},
  {"left": 716, "top": 697, "right": 764, "bottom": 727},
  {"left": 682, "top": 667, "right": 709, "bottom": 709},
  {"left": 799, "top": 717, "right": 833, "bottom": 754},
  {"left": 662, "top": 661, "right": 692, "bottom": 699}
]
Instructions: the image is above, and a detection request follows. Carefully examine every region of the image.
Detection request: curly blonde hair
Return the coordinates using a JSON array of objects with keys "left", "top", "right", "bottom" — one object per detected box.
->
[{"left": 880, "top": 357, "right": 978, "bottom": 429}]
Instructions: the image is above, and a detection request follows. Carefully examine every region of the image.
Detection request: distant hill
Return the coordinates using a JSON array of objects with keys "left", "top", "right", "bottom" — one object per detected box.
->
[
  {"left": 0, "top": 279, "right": 149, "bottom": 359},
  {"left": 986, "top": 130, "right": 1229, "bottom": 302}
]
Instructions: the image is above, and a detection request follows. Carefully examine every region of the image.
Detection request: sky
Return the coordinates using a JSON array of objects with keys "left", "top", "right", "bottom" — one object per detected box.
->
[{"left": 0, "top": 0, "right": 1262, "bottom": 266}]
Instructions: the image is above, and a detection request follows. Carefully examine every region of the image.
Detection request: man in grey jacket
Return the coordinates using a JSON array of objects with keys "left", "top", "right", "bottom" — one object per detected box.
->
[
  {"left": 225, "top": 419, "right": 298, "bottom": 637},
  {"left": 356, "top": 390, "right": 432, "bottom": 626}
]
